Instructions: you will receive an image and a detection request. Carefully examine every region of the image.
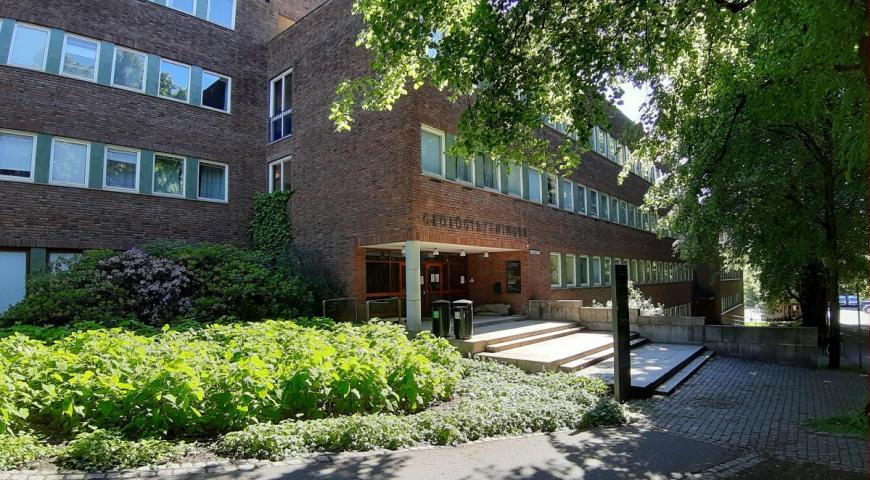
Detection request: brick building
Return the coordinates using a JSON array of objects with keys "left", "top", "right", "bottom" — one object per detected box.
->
[{"left": 0, "top": 0, "right": 742, "bottom": 325}]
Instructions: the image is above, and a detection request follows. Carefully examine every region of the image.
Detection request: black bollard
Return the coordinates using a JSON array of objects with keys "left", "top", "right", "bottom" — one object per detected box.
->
[{"left": 611, "top": 264, "right": 631, "bottom": 402}]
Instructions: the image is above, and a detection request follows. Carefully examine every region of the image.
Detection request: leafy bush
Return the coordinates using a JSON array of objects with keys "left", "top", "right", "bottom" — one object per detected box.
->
[
  {"left": 1, "top": 242, "right": 313, "bottom": 327},
  {"left": 57, "top": 430, "right": 186, "bottom": 471},
  {"left": 251, "top": 191, "right": 293, "bottom": 252},
  {"left": 0, "top": 321, "right": 460, "bottom": 437},
  {"left": 214, "top": 359, "right": 625, "bottom": 460},
  {"left": 0, "top": 434, "right": 51, "bottom": 470}
]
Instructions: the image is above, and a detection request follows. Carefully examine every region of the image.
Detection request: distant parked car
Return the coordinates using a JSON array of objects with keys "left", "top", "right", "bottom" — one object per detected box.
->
[
  {"left": 861, "top": 301, "right": 870, "bottom": 314},
  {"left": 839, "top": 295, "right": 848, "bottom": 306},
  {"left": 847, "top": 295, "right": 858, "bottom": 306}
]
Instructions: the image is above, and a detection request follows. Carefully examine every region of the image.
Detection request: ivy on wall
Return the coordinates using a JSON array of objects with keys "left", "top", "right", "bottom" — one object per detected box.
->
[{"left": 251, "top": 191, "right": 292, "bottom": 252}]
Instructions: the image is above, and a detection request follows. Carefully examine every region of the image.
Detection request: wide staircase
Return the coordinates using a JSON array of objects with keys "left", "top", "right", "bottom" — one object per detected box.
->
[{"left": 453, "top": 317, "right": 713, "bottom": 397}]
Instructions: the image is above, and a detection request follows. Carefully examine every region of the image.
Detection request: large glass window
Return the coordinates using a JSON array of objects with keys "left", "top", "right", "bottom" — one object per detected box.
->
[
  {"left": 104, "top": 147, "right": 138, "bottom": 191},
  {"left": 61, "top": 35, "right": 99, "bottom": 81},
  {"left": 481, "top": 156, "right": 498, "bottom": 190},
  {"left": 198, "top": 161, "right": 227, "bottom": 201},
  {"left": 201, "top": 71, "right": 230, "bottom": 112},
  {"left": 8, "top": 24, "right": 48, "bottom": 70},
  {"left": 595, "top": 127, "right": 607, "bottom": 155},
  {"left": 561, "top": 179, "right": 573, "bottom": 211},
  {"left": 50, "top": 139, "right": 89, "bottom": 186},
  {"left": 602, "top": 257, "right": 611, "bottom": 286},
  {"left": 549, "top": 253, "right": 561, "bottom": 287},
  {"left": 153, "top": 154, "right": 185, "bottom": 196},
  {"left": 167, "top": 0, "right": 196, "bottom": 14},
  {"left": 420, "top": 127, "right": 444, "bottom": 175},
  {"left": 575, "top": 184, "right": 586, "bottom": 214},
  {"left": 208, "top": 0, "right": 236, "bottom": 29},
  {"left": 452, "top": 157, "right": 472, "bottom": 183},
  {"left": 610, "top": 196, "right": 619, "bottom": 222},
  {"left": 527, "top": 168, "right": 542, "bottom": 202},
  {"left": 628, "top": 204, "right": 637, "bottom": 228},
  {"left": 0, "top": 131, "right": 36, "bottom": 180},
  {"left": 506, "top": 260, "right": 521, "bottom": 293},
  {"left": 630, "top": 259, "right": 639, "bottom": 283},
  {"left": 506, "top": 164, "right": 522, "bottom": 197},
  {"left": 619, "top": 200, "right": 628, "bottom": 226},
  {"left": 565, "top": 254, "right": 576, "bottom": 287},
  {"left": 587, "top": 189, "right": 598, "bottom": 218},
  {"left": 546, "top": 175, "right": 558, "bottom": 206},
  {"left": 269, "top": 157, "right": 291, "bottom": 193},
  {"left": 112, "top": 47, "right": 147, "bottom": 92},
  {"left": 159, "top": 59, "right": 191, "bottom": 102},
  {"left": 270, "top": 69, "right": 292, "bottom": 142},
  {"left": 578, "top": 256, "right": 589, "bottom": 286},
  {"left": 600, "top": 193, "right": 609, "bottom": 220},
  {"left": 590, "top": 257, "right": 601, "bottom": 285}
]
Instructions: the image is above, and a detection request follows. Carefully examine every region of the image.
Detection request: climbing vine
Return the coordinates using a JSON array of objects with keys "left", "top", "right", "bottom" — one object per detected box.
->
[{"left": 251, "top": 191, "right": 292, "bottom": 252}]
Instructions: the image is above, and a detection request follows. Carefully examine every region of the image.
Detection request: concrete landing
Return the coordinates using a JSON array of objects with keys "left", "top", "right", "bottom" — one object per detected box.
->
[
  {"left": 449, "top": 319, "right": 580, "bottom": 354},
  {"left": 653, "top": 350, "right": 715, "bottom": 395},
  {"left": 578, "top": 343, "right": 705, "bottom": 397},
  {"left": 476, "top": 331, "right": 623, "bottom": 372}
]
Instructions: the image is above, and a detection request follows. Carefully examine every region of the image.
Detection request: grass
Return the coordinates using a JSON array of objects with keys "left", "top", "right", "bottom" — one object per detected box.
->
[{"left": 804, "top": 409, "right": 868, "bottom": 438}]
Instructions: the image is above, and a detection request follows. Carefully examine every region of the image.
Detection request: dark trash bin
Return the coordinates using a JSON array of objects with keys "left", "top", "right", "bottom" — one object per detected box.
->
[
  {"left": 431, "top": 300, "right": 451, "bottom": 338},
  {"left": 452, "top": 299, "right": 474, "bottom": 340}
]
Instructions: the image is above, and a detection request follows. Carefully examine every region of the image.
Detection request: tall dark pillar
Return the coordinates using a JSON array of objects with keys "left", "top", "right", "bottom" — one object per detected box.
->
[{"left": 611, "top": 264, "right": 631, "bottom": 401}]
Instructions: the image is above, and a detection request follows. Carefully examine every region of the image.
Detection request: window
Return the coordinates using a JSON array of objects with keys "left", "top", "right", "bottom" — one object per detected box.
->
[
  {"left": 561, "top": 179, "right": 573, "bottom": 211},
  {"left": 481, "top": 156, "right": 498, "bottom": 190},
  {"left": 565, "top": 254, "right": 576, "bottom": 287},
  {"left": 546, "top": 174, "right": 558, "bottom": 206},
  {"left": 198, "top": 161, "right": 227, "bottom": 201},
  {"left": 0, "top": 252, "right": 27, "bottom": 314},
  {"left": 270, "top": 69, "right": 292, "bottom": 142},
  {"left": 610, "top": 138, "right": 621, "bottom": 162},
  {"left": 628, "top": 205, "right": 637, "bottom": 229},
  {"left": 506, "top": 164, "right": 522, "bottom": 197},
  {"left": 578, "top": 256, "right": 589, "bottom": 286},
  {"left": 619, "top": 200, "right": 628, "bottom": 226},
  {"left": 153, "top": 154, "right": 185, "bottom": 196},
  {"left": 602, "top": 257, "right": 611, "bottom": 286},
  {"left": 112, "top": 47, "right": 148, "bottom": 92},
  {"left": 595, "top": 127, "right": 607, "bottom": 155},
  {"left": 269, "top": 157, "right": 291, "bottom": 193},
  {"left": 590, "top": 257, "right": 601, "bottom": 285},
  {"left": 0, "top": 131, "right": 36, "bottom": 180},
  {"left": 50, "top": 138, "right": 89, "bottom": 187},
  {"left": 506, "top": 260, "right": 521, "bottom": 293},
  {"left": 587, "top": 189, "right": 598, "bottom": 218},
  {"left": 575, "top": 184, "right": 586, "bottom": 214},
  {"left": 420, "top": 127, "right": 444, "bottom": 175},
  {"left": 600, "top": 193, "right": 609, "bottom": 220},
  {"left": 645, "top": 260, "right": 652, "bottom": 283},
  {"left": 208, "top": 0, "right": 236, "bottom": 29},
  {"left": 104, "top": 146, "right": 139, "bottom": 191},
  {"left": 630, "top": 259, "right": 639, "bottom": 283},
  {"left": 201, "top": 71, "right": 230, "bottom": 112},
  {"left": 61, "top": 34, "right": 99, "bottom": 81},
  {"left": 451, "top": 156, "right": 473, "bottom": 183},
  {"left": 48, "top": 252, "right": 81, "bottom": 272},
  {"left": 167, "top": 0, "right": 196, "bottom": 14},
  {"left": 610, "top": 197, "right": 619, "bottom": 223},
  {"left": 642, "top": 212, "right": 650, "bottom": 231},
  {"left": 527, "top": 168, "right": 542, "bottom": 202},
  {"left": 8, "top": 24, "right": 49, "bottom": 70},
  {"left": 549, "top": 253, "right": 562, "bottom": 287},
  {"left": 158, "top": 59, "right": 191, "bottom": 102}
]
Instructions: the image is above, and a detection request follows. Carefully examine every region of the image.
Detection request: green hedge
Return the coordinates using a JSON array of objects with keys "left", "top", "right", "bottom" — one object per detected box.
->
[{"left": 0, "top": 321, "right": 460, "bottom": 437}]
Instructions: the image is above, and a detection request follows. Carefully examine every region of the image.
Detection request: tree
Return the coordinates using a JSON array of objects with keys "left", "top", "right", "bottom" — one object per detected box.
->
[{"left": 332, "top": 0, "right": 868, "bottom": 368}]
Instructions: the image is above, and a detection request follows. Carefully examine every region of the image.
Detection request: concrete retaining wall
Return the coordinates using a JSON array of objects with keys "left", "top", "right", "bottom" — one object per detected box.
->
[{"left": 703, "top": 325, "right": 817, "bottom": 366}]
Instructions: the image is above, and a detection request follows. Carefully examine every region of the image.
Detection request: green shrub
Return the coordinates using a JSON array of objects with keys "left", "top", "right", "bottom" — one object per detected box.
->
[
  {"left": 214, "top": 358, "right": 625, "bottom": 460},
  {"left": 0, "top": 321, "right": 460, "bottom": 437},
  {"left": 57, "top": 430, "right": 186, "bottom": 471},
  {"left": 0, "top": 434, "right": 51, "bottom": 470}
]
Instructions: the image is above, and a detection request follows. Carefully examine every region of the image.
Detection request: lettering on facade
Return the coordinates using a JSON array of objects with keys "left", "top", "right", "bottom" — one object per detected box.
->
[{"left": 422, "top": 213, "right": 529, "bottom": 238}]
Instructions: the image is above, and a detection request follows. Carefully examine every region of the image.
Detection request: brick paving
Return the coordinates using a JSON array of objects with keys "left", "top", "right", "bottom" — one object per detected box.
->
[{"left": 634, "top": 355, "right": 868, "bottom": 474}]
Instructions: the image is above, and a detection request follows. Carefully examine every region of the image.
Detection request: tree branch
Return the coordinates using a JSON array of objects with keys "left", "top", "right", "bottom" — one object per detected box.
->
[{"left": 714, "top": 0, "right": 755, "bottom": 13}]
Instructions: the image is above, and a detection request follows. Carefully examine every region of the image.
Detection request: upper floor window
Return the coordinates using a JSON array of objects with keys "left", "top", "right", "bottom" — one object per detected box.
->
[
  {"left": 201, "top": 71, "right": 231, "bottom": 112},
  {"left": 0, "top": 130, "right": 36, "bottom": 181},
  {"left": 61, "top": 34, "right": 99, "bottom": 82},
  {"left": 167, "top": 0, "right": 196, "bottom": 14},
  {"left": 561, "top": 179, "right": 573, "bottom": 211},
  {"left": 481, "top": 156, "right": 498, "bottom": 190},
  {"left": 270, "top": 69, "right": 293, "bottom": 142},
  {"left": 269, "top": 157, "right": 291, "bottom": 193},
  {"left": 198, "top": 161, "right": 228, "bottom": 201},
  {"left": 208, "top": 0, "right": 236, "bottom": 29},
  {"left": 452, "top": 157, "right": 473, "bottom": 183},
  {"left": 549, "top": 253, "right": 562, "bottom": 287},
  {"left": 587, "top": 189, "right": 598, "bottom": 218},
  {"left": 575, "top": 184, "right": 586, "bottom": 215},
  {"left": 527, "top": 168, "right": 542, "bottom": 203},
  {"left": 158, "top": 59, "right": 191, "bottom": 102},
  {"left": 420, "top": 126, "right": 444, "bottom": 176},
  {"left": 112, "top": 47, "right": 148, "bottom": 92},
  {"left": 506, "top": 165, "right": 522, "bottom": 197},
  {"left": 153, "top": 154, "right": 185, "bottom": 197},
  {"left": 104, "top": 146, "right": 139, "bottom": 191},
  {"left": 609, "top": 196, "right": 619, "bottom": 223},
  {"left": 9, "top": 24, "right": 49, "bottom": 71},
  {"left": 50, "top": 138, "right": 89, "bottom": 187},
  {"left": 546, "top": 174, "right": 558, "bottom": 206},
  {"left": 600, "top": 193, "right": 610, "bottom": 220}
]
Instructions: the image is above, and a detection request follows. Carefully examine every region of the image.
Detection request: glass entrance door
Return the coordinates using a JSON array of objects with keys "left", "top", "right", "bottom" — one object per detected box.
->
[{"left": 423, "top": 263, "right": 444, "bottom": 311}]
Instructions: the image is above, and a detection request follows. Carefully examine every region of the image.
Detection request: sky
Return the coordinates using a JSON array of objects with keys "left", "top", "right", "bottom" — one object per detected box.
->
[{"left": 616, "top": 82, "right": 651, "bottom": 124}]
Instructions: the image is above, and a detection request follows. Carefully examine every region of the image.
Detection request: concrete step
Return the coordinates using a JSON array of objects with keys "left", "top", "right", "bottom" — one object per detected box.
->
[
  {"left": 654, "top": 350, "right": 715, "bottom": 396},
  {"left": 559, "top": 336, "right": 649, "bottom": 372},
  {"left": 578, "top": 343, "right": 706, "bottom": 398},
  {"left": 476, "top": 331, "right": 637, "bottom": 372},
  {"left": 485, "top": 326, "right": 588, "bottom": 353},
  {"left": 449, "top": 320, "right": 581, "bottom": 355}
]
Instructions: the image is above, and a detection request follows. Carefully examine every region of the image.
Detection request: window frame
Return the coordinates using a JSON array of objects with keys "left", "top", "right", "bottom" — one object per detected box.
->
[
  {"left": 166, "top": 0, "right": 197, "bottom": 15},
  {"left": 565, "top": 253, "right": 576, "bottom": 287},
  {"left": 49, "top": 137, "right": 90, "bottom": 188},
  {"left": 602, "top": 257, "right": 611, "bottom": 286},
  {"left": 549, "top": 252, "right": 562, "bottom": 288},
  {"left": 575, "top": 184, "right": 586, "bottom": 215},
  {"left": 578, "top": 255, "right": 589, "bottom": 286},
  {"left": 111, "top": 46, "right": 149, "bottom": 93},
  {"left": 200, "top": 70, "right": 232, "bottom": 113},
  {"left": 420, "top": 125, "right": 446, "bottom": 177},
  {"left": 590, "top": 257, "right": 601, "bottom": 286},
  {"left": 59, "top": 33, "right": 100, "bottom": 82},
  {"left": 8, "top": 23, "right": 50, "bottom": 71},
  {"left": 505, "top": 163, "right": 522, "bottom": 197},
  {"left": 527, "top": 167, "right": 543, "bottom": 203},
  {"left": 103, "top": 145, "right": 141, "bottom": 192},
  {"left": 0, "top": 129, "right": 37, "bottom": 183},
  {"left": 545, "top": 174, "right": 559, "bottom": 207},
  {"left": 152, "top": 152, "right": 186, "bottom": 198},
  {"left": 587, "top": 189, "right": 598, "bottom": 218},
  {"left": 207, "top": 0, "right": 237, "bottom": 30},
  {"left": 196, "top": 159, "right": 229, "bottom": 203},
  {"left": 599, "top": 193, "right": 610, "bottom": 220},
  {"left": 561, "top": 178, "right": 574, "bottom": 211},
  {"left": 157, "top": 57, "right": 193, "bottom": 103},
  {"left": 268, "top": 157, "right": 291, "bottom": 193},
  {"left": 269, "top": 68, "right": 293, "bottom": 143},
  {"left": 479, "top": 156, "right": 500, "bottom": 191}
]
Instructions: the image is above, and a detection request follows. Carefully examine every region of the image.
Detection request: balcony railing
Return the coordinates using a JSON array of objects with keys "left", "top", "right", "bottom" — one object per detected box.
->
[{"left": 270, "top": 108, "right": 292, "bottom": 142}]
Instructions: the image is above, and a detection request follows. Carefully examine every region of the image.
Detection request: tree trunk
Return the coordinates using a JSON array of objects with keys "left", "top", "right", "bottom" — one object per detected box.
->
[
  {"left": 798, "top": 262, "right": 827, "bottom": 339},
  {"left": 821, "top": 143, "right": 841, "bottom": 369}
]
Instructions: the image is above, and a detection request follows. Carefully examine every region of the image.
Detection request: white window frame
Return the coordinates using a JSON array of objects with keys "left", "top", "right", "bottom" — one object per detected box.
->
[
  {"left": 0, "top": 129, "right": 37, "bottom": 183},
  {"left": 200, "top": 70, "right": 232, "bottom": 113},
  {"left": 207, "top": 0, "right": 237, "bottom": 30},
  {"left": 420, "top": 125, "right": 446, "bottom": 177},
  {"left": 167, "top": 0, "right": 197, "bottom": 15},
  {"left": 196, "top": 159, "right": 229, "bottom": 203},
  {"left": 575, "top": 184, "right": 586, "bottom": 215},
  {"left": 478, "top": 156, "right": 500, "bottom": 191},
  {"left": 268, "top": 157, "right": 291, "bottom": 193},
  {"left": 8, "top": 23, "right": 50, "bottom": 71},
  {"left": 527, "top": 167, "right": 543, "bottom": 203},
  {"left": 579, "top": 255, "right": 589, "bottom": 286},
  {"left": 630, "top": 259, "right": 639, "bottom": 283},
  {"left": 565, "top": 254, "right": 576, "bottom": 287},
  {"left": 590, "top": 257, "right": 601, "bottom": 286},
  {"left": 111, "top": 46, "right": 149, "bottom": 93},
  {"left": 269, "top": 68, "right": 293, "bottom": 142},
  {"left": 59, "top": 33, "right": 100, "bottom": 82},
  {"left": 546, "top": 174, "right": 559, "bottom": 207},
  {"left": 599, "top": 193, "right": 609, "bottom": 221},
  {"left": 103, "top": 145, "right": 141, "bottom": 192},
  {"left": 561, "top": 178, "right": 574, "bottom": 211},
  {"left": 49, "top": 137, "right": 90, "bottom": 188},
  {"left": 505, "top": 163, "right": 522, "bottom": 197},
  {"left": 157, "top": 58, "right": 193, "bottom": 103},
  {"left": 152, "top": 152, "right": 186, "bottom": 198},
  {"left": 587, "top": 189, "right": 598, "bottom": 218},
  {"left": 549, "top": 253, "right": 562, "bottom": 288}
]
